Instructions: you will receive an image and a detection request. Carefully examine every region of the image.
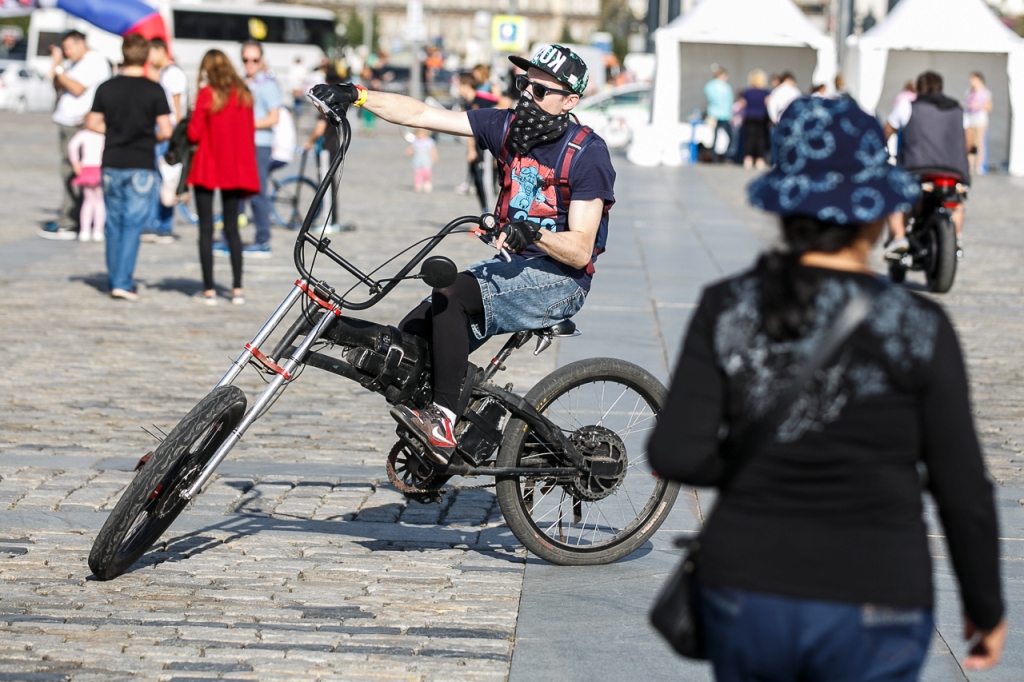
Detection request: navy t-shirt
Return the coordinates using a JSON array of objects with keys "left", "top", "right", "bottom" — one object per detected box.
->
[
  {"left": 742, "top": 88, "right": 769, "bottom": 120},
  {"left": 468, "top": 108, "right": 616, "bottom": 290}
]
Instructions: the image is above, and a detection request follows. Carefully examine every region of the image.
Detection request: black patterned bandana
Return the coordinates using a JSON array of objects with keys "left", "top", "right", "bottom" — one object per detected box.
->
[{"left": 508, "top": 93, "right": 570, "bottom": 155}]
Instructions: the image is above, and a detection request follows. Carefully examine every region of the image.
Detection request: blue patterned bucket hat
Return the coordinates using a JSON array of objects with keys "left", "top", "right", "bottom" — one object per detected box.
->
[{"left": 748, "top": 97, "right": 920, "bottom": 224}]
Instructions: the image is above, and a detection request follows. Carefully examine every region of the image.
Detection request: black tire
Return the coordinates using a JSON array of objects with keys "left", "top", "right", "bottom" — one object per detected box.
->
[
  {"left": 88, "top": 386, "right": 246, "bottom": 580},
  {"left": 888, "top": 261, "right": 906, "bottom": 284},
  {"left": 925, "top": 214, "right": 957, "bottom": 293},
  {"left": 495, "top": 358, "right": 679, "bottom": 565},
  {"left": 272, "top": 176, "right": 321, "bottom": 229}
]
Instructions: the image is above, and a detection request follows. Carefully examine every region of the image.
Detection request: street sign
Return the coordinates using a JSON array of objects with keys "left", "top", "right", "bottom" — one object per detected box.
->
[
  {"left": 405, "top": 0, "right": 427, "bottom": 42},
  {"left": 491, "top": 15, "right": 526, "bottom": 52}
]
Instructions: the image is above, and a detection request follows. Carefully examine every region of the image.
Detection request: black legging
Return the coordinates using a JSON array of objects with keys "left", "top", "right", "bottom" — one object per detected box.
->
[
  {"left": 399, "top": 272, "right": 483, "bottom": 412},
  {"left": 743, "top": 117, "right": 770, "bottom": 161},
  {"left": 195, "top": 186, "right": 243, "bottom": 290},
  {"left": 469, "top": 157, "right": 488, "bottom": 213}
]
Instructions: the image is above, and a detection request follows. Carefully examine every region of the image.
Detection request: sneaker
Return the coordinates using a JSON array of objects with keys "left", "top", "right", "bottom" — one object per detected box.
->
[
  {"left": 885, "top": 237, "right": 910, "bottom": 257},
  {"left": 92, "top": 231, "right": 104, "bottom": 243},
  {"left": 78, "top": 231, "right": 91, "bottom": 243},
  {"left": 231, "top": 292, "right": 245, "bottom": 305},
  {"left": 390, "top": 404, "right": 457, "bottom": 466},
  {"left": 956, "top": 237, "right": 964, "bottom": 261},
  {"left": 38, "top": 222, "right": 78, "bottom": 240},
  {"left": 243, "top": 243, "right": 272, "bottom": 259},
  {"left": 193, "top": 291, "right": 218, "bottom": 306},
  {"left": 110, "top": 288, "right": 139, "bottom": 302},
  {"left": 454, "top": 181, "right": 470, "bottom": 196},
  {"left": 212, "top": 240, "right": 230, "bottom": 258},
  {"left": 153, "top": 234, "right": 177, "bottom": 244},
  {"left": 140, "top": 232, "right": 159, "bottom": 243}
]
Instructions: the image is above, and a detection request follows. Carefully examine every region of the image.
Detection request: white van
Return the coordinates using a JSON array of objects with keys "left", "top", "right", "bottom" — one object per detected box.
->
[{"left": 27, "top": 1, "right": 334, "bottom": 103}]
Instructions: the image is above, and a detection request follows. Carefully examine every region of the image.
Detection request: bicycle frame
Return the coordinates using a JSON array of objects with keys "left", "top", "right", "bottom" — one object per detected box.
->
[{"left": 178, "top": 110, "right": 598, "bottom": 502}]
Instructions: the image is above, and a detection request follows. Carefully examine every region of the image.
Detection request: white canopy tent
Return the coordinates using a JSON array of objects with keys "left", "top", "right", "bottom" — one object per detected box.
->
[
  {"left": 845, "top": 0, "right": 1024, "bottom": 175},
  {"left": 650, "top": 0, "right": 837, "bottom": 129}
]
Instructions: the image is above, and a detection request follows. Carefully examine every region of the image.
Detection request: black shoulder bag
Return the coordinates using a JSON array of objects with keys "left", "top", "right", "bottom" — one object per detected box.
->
[{"left": 650, "top": 284, "right": 880, "bottom": 659}]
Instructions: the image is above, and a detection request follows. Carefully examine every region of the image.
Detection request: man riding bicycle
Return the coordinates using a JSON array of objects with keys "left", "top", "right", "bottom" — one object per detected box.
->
[
  {"left": 884, "top": 71, "right": 970, "bottom": 258},
  {"left": 311, "top": 46, "right": 615, "bottom": 466}
]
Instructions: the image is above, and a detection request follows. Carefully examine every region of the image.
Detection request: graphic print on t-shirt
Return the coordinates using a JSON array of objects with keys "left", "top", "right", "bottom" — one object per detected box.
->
[{"left": 507, "top": 157, "right": 557, "bottom": 231}]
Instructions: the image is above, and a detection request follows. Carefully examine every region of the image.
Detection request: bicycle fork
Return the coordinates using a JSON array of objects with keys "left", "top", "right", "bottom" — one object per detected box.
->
[{"left": 179, "top": 281, "right": 338, "bottom": 501}]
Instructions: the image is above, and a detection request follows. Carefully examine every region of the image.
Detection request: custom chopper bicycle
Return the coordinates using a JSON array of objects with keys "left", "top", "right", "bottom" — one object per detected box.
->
[{"left": 88, "top": 96, "right": 679, "bottom": 580}]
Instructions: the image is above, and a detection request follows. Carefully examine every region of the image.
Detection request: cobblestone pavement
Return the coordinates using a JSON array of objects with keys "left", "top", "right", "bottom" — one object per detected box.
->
[{"left": 0, "top": 112, "right": 550, "bottom": 681}]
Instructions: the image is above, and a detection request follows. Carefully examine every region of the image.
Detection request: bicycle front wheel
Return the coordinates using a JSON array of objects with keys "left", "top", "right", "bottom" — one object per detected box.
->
[
  {"left": 495, "top": 358, "right": 679, "bottom": 565},
  {"left": 88, "top": 386, "right": 246, "bottom": 580},
  {"left": 272, "top": 176, "right": 321, "bottom": 230}
]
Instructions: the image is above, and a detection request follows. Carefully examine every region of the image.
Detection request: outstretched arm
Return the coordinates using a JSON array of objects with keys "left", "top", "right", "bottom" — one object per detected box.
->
[
  {"left": 361, "top": 90, "right": 473, "bottom": 136},
  {"left": 311, "top": 84, "right": 473, "bottom": 137}
]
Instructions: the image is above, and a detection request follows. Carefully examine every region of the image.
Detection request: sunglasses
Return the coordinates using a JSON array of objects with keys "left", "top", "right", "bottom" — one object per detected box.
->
[
  {"left": 242, "top": 58, "right": 261, "bottom": 64},
  {"left": 515, "top": 74, "right": 574, "bottom": 101}
]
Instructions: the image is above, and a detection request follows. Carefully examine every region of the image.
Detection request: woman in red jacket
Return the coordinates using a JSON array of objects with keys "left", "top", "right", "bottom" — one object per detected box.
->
[{"left": 187, "top": 49, "right": 260, "bottom": 306}]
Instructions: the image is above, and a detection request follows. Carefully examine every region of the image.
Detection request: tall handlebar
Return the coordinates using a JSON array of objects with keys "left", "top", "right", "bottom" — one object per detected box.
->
[{"left": 291, "top": 105, "right": 484, "bottom": 311}]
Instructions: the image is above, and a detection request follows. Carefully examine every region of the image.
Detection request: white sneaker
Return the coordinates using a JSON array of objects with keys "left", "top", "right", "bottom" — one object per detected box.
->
[
  {"left": 92, "top": 231, "right": 104, "bottom": 243},
  {"left": 885, "top": 237, "right": 909, "bottom": 257},
  {"left": 110, "top": 288, "right": 139, "bottom": 302},
  {"left": 454, "top": 182, "right": 470, "bottom": 196},
  {"left": 78, "top": 231, "right": 91, "bottom": 242},
  {"left": 193, "top": 291, "right": 218, "bottom": 306}
]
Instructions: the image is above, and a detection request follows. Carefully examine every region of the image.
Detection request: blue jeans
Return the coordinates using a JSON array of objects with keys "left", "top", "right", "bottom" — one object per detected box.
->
[
  {"left": 465, "top": 256, "right": 586, "bottom": 340},
  {"left": 103, "top": 168, "right": 156, "bottom": 292},
  {"left": 698, "top": 585, "right": 933, "bottom": 682},
  {"left": 251, "top": 145, "right": 273, "bottom": 246},
  {"left": 147, "top": 141, "right": 174, "bottom": 235}
]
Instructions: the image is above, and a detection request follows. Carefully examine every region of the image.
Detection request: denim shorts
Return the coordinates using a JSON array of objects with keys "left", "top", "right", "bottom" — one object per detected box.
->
[{"left": 465, "top": 256, "right": 586, "bottom": 341}]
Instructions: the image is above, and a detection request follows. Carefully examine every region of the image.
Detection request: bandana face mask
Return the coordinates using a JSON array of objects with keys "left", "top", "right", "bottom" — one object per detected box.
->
[{"left": 508, "top": 92, "right": 570, "bottom": 155}]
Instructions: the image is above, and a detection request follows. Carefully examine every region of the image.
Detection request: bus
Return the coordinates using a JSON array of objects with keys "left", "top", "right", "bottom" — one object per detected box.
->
[{"left": 27, "top": 1, "right": 335, "bottom": 100}]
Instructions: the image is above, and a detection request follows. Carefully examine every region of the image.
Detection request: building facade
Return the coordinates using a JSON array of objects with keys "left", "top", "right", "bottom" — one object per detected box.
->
[{"left": 277, "top": 0, "right": 601, "bottom": 58}]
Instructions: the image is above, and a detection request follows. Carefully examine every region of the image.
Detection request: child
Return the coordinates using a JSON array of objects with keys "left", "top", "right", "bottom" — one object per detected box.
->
[
  {"left": 68, "top": 128, "right": 105, "bottom": 242},
  {"left": 407, "top": 128, "right": 438, "bottom": 193}
]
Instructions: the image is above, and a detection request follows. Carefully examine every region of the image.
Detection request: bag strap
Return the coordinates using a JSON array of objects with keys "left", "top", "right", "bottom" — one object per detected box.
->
[{"left": 717, "top": 281, "right": 884, "bottom": 490}]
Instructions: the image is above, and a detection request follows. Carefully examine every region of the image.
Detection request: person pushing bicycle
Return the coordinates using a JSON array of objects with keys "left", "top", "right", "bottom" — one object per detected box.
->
[{"left": 311, "top": 45, "right": 615, "bottom": 466}]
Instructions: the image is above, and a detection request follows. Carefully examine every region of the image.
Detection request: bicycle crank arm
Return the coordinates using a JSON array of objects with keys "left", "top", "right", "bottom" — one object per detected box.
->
[{"left": 182, "top": 306, "right": 339, "bottom": 501}]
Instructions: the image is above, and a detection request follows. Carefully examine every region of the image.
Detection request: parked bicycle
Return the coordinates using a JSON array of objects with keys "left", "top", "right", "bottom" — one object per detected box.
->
[
  {"left": 174, "top": 147, "right": 321, "bottom": 230},
  {"left": 89, "top": 97, "right": 678, "bottom": 580}
]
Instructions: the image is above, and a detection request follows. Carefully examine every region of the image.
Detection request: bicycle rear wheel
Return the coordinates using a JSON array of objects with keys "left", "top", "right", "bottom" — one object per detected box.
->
[
  {"left": 495, "top": 358, "right": 679, "bottom": 565},
  {"left": 272, "top": 176, "right": 321, "bottom": 230},
  {"left": 88, "top": 386, "right": 246, "bottom": 580}
]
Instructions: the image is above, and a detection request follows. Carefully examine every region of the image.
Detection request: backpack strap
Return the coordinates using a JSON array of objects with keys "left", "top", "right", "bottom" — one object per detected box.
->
[
  {"left": 547, "top": 125, "right": 610, "bottom": 276},
  {"left": 549, "top": 124, "right": 594, "bottom": 210}
]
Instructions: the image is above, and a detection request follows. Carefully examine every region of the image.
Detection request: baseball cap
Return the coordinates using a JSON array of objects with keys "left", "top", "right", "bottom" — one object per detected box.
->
[{"left": 509, "top": 44, "right": 589, "bottom": 96}]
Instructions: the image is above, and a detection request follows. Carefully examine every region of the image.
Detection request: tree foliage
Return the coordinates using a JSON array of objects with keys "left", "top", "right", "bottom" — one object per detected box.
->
[{"left": 600, "top": 0, "right": 644, "bottom": 60}]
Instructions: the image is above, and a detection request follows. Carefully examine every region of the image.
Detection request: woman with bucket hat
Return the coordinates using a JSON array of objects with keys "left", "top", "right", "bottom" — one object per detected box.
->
[{"left": 648, "top": 96, "right": 1005, "bottom": 680}]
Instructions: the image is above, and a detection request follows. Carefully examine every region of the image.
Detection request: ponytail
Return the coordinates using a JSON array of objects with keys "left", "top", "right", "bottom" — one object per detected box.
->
[{"left": 757, "top": 216, "right": 860, "bottom": 341}]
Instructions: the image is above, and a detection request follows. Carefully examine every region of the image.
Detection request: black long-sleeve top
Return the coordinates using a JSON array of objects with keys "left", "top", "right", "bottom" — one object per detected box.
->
[{"left": 648, "top": 267, "right": 1003, "bottom": 629}]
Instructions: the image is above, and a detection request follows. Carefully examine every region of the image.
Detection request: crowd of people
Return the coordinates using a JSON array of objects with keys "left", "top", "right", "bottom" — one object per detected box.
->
[
  {"left": 37, "top": 30, "right": 301, "bottom": 304},
  {"left": 700, "top": 66, "right": 992, "bottom": 175}
]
